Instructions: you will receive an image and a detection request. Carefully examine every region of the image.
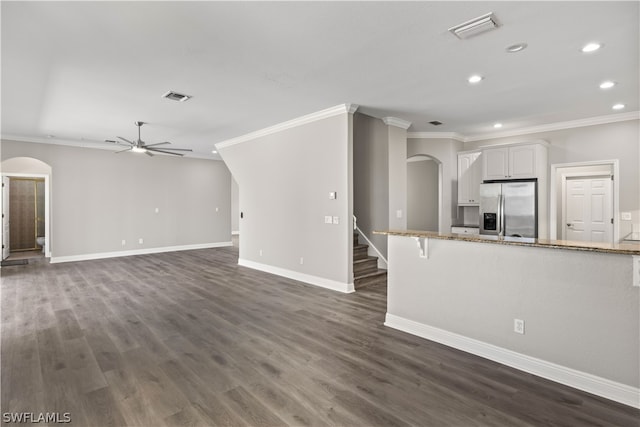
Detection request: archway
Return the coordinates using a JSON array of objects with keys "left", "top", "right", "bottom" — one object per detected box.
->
[
  {"left": 1, "top": 157, "right": 52, "bottom": 260},
  {"left": 407, "top": 155, "right": 442, "bottom": 232}
]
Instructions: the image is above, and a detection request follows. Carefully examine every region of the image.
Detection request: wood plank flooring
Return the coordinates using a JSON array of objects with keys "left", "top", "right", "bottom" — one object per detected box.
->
[{"left": 1, "top": 245, "right": 638, "bottom": 426}]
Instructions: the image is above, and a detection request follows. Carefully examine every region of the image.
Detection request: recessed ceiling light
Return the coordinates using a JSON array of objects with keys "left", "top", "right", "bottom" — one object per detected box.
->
[
  {"left": 612, "top": 103, "right": 625, "bottom": 110},
  {"left": 468, "top": 75, "right": 483, "bottom": 84},
  {"left": 493, "top": 123, "right": 503, "bottom": 129},
  {"left": 599, "top": 80, "right": 616, "bottom": 89},
  {"left": 506, "top": 43, "right": 527, "bottom": 53},
  {"left": 581, "top": 42, "right": 601, "bottom": 53}
]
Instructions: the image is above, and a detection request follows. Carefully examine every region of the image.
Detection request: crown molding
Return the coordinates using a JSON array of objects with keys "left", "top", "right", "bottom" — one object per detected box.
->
[
  {"left": 464, "top": 111, "right": 640, "bottom": 142},
  {"left": 1, "top": 135, "right": 220, "bottom": 161},
  {"left": 382, "top": 117, "right": 412, "bottom": 130},
  {"left": 407, "top": 111, "right": 639, "bottom": 143},
  {"left": 407, "top": 132, "right": 466, "bottom": 142},
  {"left": 216, "top": 103, "right": 359, "bottom": 150}
]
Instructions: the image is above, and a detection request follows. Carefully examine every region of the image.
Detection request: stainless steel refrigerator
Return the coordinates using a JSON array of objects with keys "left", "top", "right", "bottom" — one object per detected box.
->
[{"left": 479, "top": 180, "right": 537, "bottom": 238}]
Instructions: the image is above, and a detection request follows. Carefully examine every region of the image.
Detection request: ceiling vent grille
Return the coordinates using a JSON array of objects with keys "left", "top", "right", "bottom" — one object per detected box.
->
[
  {"left": 449, "top": 12, "right": 499, "bottom": 39},
  {"left": 429, "top": 120, "right": 443, "bottom": 126},
  {"left": 162, "top": 91, "right": 192, "bottom": 102}
]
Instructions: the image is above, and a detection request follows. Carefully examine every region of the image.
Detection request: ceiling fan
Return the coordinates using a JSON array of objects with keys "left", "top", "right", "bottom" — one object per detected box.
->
[{"left": 106, "top": 121, "right": 193, "bottom": 157}]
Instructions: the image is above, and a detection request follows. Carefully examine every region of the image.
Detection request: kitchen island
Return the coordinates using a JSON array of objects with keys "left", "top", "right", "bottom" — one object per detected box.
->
[{"left": 375, "top": 229, "right": 640, "bottom": 408}]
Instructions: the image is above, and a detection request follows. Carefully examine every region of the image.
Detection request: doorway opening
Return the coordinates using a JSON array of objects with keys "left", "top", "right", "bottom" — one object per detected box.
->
[
  {"left": 407, "top": 155, "right": 442, "bottom": 232},
  {"left": 550, "top": 160, "right": 618, "bottom": 243},
  {"left": 1, "top": 157, "right": 52, "bottom": 262}
]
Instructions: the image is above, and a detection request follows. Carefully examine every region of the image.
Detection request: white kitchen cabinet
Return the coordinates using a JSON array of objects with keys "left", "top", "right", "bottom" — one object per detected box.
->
[
  {"left": 483, "top": 143, "right": 542, "bottom": 180},
  {"left": 457, "top": 151, "right": 482, "bottom": 205}
]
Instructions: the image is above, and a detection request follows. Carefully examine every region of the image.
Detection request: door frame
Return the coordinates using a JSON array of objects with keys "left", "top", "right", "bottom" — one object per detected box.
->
[
  {"left": 1, "top": 173, "right": 51, "bottom": 258},
  {"left": 550, "top": 160, "right": 619, "bottom": 241},
  {"left": 561, "top": 172, "right": 613, "bottom": 242}
]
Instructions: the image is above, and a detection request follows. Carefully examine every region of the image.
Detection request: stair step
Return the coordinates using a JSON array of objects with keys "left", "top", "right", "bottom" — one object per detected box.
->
[
  {"left": 353, "top": 244, "right": 369, "bottom": 261},
  {"left": 354, "top": 269, "right": 387, "bottom": 289},
  {"left": 353, "top": 256, "right": 378, "bottom": 276}
]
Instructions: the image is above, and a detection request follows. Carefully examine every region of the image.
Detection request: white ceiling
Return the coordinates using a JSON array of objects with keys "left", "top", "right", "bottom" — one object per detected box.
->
[{"left": 2, "top": 1, "right": 638, "bottom": 159}]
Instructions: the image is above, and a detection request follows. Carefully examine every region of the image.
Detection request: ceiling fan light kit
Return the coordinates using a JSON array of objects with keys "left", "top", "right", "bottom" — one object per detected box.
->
[{"left": 113, "top": 121, "right": 193, "bottom": 157}]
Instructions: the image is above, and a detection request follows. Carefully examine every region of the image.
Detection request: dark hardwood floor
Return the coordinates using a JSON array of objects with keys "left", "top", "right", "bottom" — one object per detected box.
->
[{"left": 1, "top": 245, "right": 638, "bottom": 426}]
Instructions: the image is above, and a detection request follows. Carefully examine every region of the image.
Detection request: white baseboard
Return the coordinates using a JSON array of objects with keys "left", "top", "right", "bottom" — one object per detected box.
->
[
  {"left": 238, "top": 258, "right": 354, "bottom": 293},
  {"left": 384, "top": 313, "right": 640, "bottom": 409},
  {"left": 50, "top": 242, "right": 233, "bottom": 264}
]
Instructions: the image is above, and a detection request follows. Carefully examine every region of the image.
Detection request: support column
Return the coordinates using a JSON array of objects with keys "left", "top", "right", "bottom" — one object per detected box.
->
[{"left": 384, "top": 117, "right": 411, "bottom": 231}]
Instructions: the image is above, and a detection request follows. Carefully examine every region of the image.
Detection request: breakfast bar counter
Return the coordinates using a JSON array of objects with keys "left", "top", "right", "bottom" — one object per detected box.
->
[
  {"left": 375, "top": 229, "right": 640, "bottom": 408},
  {"left": 374, "top": 229, "right": 640, "bottom": 256}
]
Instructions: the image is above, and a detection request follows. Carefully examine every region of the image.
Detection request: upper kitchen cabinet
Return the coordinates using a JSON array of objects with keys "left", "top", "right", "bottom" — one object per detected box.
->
[
  {"left": 482, "top": 142, "right": 548, "bottom": 181},
  {"left": 457, "top": 150, "right": 482, "bottom": 205}
]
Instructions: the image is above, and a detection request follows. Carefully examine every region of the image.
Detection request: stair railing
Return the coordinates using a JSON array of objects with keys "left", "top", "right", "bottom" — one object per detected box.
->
[{"left": 352, "top": 215, "right": 388, "bottom": 268}]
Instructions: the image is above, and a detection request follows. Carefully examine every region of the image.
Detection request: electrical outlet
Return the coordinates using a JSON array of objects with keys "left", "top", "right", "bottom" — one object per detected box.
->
[
  {"left": 299, "top": 257, "right": 304, "bottom": 265},
  {"left": 514, "top": 319, "right": 525, "bottom": 334},
  {"left": 138, "top": 238, "right": 143, "bottom": 244},
  {"left": 121, "top": 240, "right": 126, "bottom": 246},
  {"left": 396, "top": 209, "right": 403, "bottom": 219},
  {"left": 259, "top": 249, "right": 263, "bottom": 257}
]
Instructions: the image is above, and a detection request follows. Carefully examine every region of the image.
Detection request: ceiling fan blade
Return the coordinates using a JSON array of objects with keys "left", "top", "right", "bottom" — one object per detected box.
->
[
  {"left": 117, "top": 136, "right": 134, "bottom": 145},
  {"left": 143, "top": 142, "right": 171, "bottom": 147},
  {"left": 153, "top": 147, "right": 193, "bottom": 152},
  {"left": 115, "top": 147, "right": 132, "bottom": 154},
  {"left": 145, "top": 150, "right": 154, "bottom": 157},
  {"left": 147, "top": 148, "right": 185, "bottom": 156}
]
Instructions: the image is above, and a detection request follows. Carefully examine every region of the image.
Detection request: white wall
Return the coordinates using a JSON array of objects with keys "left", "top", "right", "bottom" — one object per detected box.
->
[
  {"left": 407, "top": 137, "right": 463, "bottom": 232},
  {"left": 407, "top": 158, "right": 438, "bottom": 231},
  {"left": 389, "top": 125, "right": 408, "bottom": 231},
  {"left": 217, "top": 106, "right": 354, "bottom": 292},
  {"left": 231, "top": 177, "right": 239, "bottom": 234},
  {"left": 353, "top": 113, "right": 389, "bottom": 258},
  {"left": 386, "top": 234, "right": 639, "bottom": 406},
  {"left": 1, "top": 140, "right": 232, "bottom": 259},
  {"left": 465, "top": 119, "right": 640, "bottom": 241}
]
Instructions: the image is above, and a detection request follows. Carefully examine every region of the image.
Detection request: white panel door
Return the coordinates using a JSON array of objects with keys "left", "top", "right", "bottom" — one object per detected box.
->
[
  {"left": 565, "top": 177, "right": 613, "bottom": 243},
  {"left": 2, "top": 176, "right": 9, "bottom": 260}
]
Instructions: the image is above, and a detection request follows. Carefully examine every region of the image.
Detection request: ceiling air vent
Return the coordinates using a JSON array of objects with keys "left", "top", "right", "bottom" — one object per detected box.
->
[
  {"left": 162, "top": 91, "right": 192, "bottom": 102},
  {"left": 449, "top": 12, "right": 499, "bottom": 39},
  {"left": 429, "top": 120, "right": 443, "bottom": 126}
]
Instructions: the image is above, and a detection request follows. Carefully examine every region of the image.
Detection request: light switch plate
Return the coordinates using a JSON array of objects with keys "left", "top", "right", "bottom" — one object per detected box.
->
[
  {"left": 329, "top": 192, "right": 337, "bottom": 200},
  {"left": 332, "top": 216, "right": 339, "bottom": 225},
  {"left": 621, "top": 212, "right": 632, "bottom": 221},
  {"left": 324, "top": 216, "right": 333, "bottom": 224}
]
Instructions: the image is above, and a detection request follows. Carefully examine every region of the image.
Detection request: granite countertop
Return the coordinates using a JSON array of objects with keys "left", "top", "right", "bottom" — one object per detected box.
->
[{"left": 374, "top": 229, "right": 640, "bottom": 256}]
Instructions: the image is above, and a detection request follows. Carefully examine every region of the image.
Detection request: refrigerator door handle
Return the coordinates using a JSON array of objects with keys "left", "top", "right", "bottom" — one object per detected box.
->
[{"left": 498, "top": 194, "right": 504, "bottom": 237}]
